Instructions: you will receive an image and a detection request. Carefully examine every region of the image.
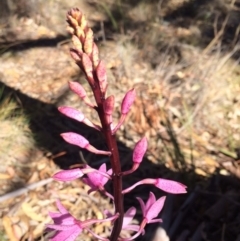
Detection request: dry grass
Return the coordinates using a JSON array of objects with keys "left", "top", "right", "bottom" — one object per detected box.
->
[{"left": 0, "top": 87, "right": 35, "bottom": 196}]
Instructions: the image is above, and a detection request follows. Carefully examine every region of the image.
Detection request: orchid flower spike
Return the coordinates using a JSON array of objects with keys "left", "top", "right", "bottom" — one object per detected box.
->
[
  {"left": 83, "top": 163, "right": 112, "bottom": 195},
  {"left": 47, "top": 200, "right": 118, "bottom": 241},
  {"left": 137, "top": 192, "right": 166, "bottom": 224}
]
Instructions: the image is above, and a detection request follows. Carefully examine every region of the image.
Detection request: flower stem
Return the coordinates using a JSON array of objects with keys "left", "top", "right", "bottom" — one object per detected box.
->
[{"left": 93, "top": 86, "right": 124, "bottom": 241}]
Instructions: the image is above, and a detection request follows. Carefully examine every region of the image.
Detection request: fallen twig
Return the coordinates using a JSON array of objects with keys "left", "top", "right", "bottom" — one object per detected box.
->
[{"left": 0, "top": 178, "right": 53, "bottom": 203}]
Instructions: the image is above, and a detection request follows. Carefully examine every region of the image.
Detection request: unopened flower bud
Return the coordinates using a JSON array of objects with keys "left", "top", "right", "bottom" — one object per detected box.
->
[
  {"left": 61, "top": 132, "right": 111, "bottom": 156},
  {"left": 58, "top": 106, "right": 85, "bottom": 122},
  {"left": 121, "top": 89, "right": 136, "bottom": 114},
  {"left": 61, "top": 132, "right": 89, "bottom": 148},
  {"left": 68, "top": 81, "right": 87, "bottom": 99},
  {"left": 96, "top": 60, "right": 107, "bottom": 83},
  {"left": 70, "top": 49, "right": 82, "bottom": 62},
  {"left": 82, "top": 53, "right": 94, "bottom": 84},
  {"left": 83, "top": 29, "right": 93, "bottom": 55},
  {"left": 155, "top": 178, "right": 187, "bottom": 194},
  {"left": 92, "top": 43, "right": 99, "bottom": 67},
  {"left": 53, "top": 168, "right": 84, "bottom": 181},
  {"left": 72, "top": 36, "right": 83, "bottom": 51},
  {"left": 96, "top": 60, "right": 108, "bottom": 93},
  {"left": 133, "top": 137, "right": 148, "bottom": 163}
]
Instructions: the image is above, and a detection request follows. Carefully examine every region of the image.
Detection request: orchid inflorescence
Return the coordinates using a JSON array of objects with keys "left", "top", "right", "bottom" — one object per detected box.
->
[{"left": 47, "top": 8, "right": 187, "bottom": 241}]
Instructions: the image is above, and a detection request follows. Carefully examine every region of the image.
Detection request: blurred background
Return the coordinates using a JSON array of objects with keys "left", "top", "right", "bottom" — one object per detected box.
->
[{"left": 0, "top": 0, "right": 240, "bottom": 240}]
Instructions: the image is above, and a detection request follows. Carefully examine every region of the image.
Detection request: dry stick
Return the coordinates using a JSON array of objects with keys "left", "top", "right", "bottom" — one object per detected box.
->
[
  {"left": 202, "top": 14, "right": 229, "bottom": 55},
  {"left": 0, "top": 178, "right": 53, "bottom": 203}
]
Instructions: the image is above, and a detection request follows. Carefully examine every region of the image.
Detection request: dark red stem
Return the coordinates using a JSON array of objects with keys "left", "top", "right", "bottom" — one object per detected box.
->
[{"left": 92, "top": 85, "right": 124, "bottom": 241}]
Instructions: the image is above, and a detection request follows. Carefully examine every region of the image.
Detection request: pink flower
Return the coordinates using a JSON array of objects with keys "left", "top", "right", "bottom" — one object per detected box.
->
[
  {"left": 155, "top": 178, "right": 187, "bottom": 194},
  {"left": 47, "top": 200, "right": 83, "bottom": 241},
  {"left": 137, "top": 192, "right": 166, "bottom": 224},
  {"left": 83, "top": 163, "right": 112, "bottom": 194},
  {"left": 47, "top": 200, "right": 119, "bottom": 241}
]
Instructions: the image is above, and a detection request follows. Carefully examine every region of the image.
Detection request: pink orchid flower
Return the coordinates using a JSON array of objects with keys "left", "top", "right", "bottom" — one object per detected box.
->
[
  {"left": 47, "top": 200, "right": 118, "bottom": 241},
  {"left": 46, "top": 200, "right": 84, "bottom": 241},
  {"left": 137, "top": 192, "right": 166, "bottom": 224},
  {"left": 119, "top": 193, "right": 165, "bottom": 241},
  {"left": 82, "top": 163, "right": 112, "bottom": 194},
  {"left": 104, "top": 207, "right": 143, "bottom": 234}
]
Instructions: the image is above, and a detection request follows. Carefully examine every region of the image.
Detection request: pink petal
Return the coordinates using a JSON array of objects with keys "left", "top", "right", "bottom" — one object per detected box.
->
[
  {"left": 146, "top": 196, "right": 166, "bottom": 222},
  {"left": 49, "top": 211, "right": 62, "bottom": 219},
  {"left": 132, "top": 137, "right": 148, "bottom": 163},
  {"left": 47, "top": 224, "right": 76, "bottom": 231},
  {"left": 50, "top": 226, "right": 82, "bottom": 241},
  {"left": 123, "top": 224, "right": 140, "bottom": 232},
  {"left": 123, "top": 207, "right": 136, "bottom": 227},
  {"left": 121, "top": 89, "right": 136, "bottom": 114},
  {"left": 87, "top": 171, "right": 102, "bottom": 186},
  {"left": 145, "top": 192, "right": 156, "bottom": 213},
  {"left": 155, "top": 179, "right": 187, "bottom": 194},
  {"left": 56, "top": 200, "right": 68, "bottom": 214},
  {"left": 61, "top": 132, "right": 89, "bottom": 148},
  {"left": 136, "top": 197, "right": 146, "bottom": 217},
  {"left": 58, "top": 106, "right": 84, "bottom": 122},
  {"left": 65, "top": 228, "right": 83, "bottom": 241},
  {"left": 98, "top": 163, "right": 107, "bottom": 173},
  {"left": 53, "top": 169, "right": 84, "bottom": 181},
  {"left": 68, "top": 81, "right": 86, "bottom": 98}
]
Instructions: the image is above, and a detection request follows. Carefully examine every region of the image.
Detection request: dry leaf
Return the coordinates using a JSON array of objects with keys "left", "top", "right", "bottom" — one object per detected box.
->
[
  {"left": 21, "top": 202, "right": 45, "bottom": 222},
  {"left": 2, "top": 216, "right": 18, "bottom": 241}
]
